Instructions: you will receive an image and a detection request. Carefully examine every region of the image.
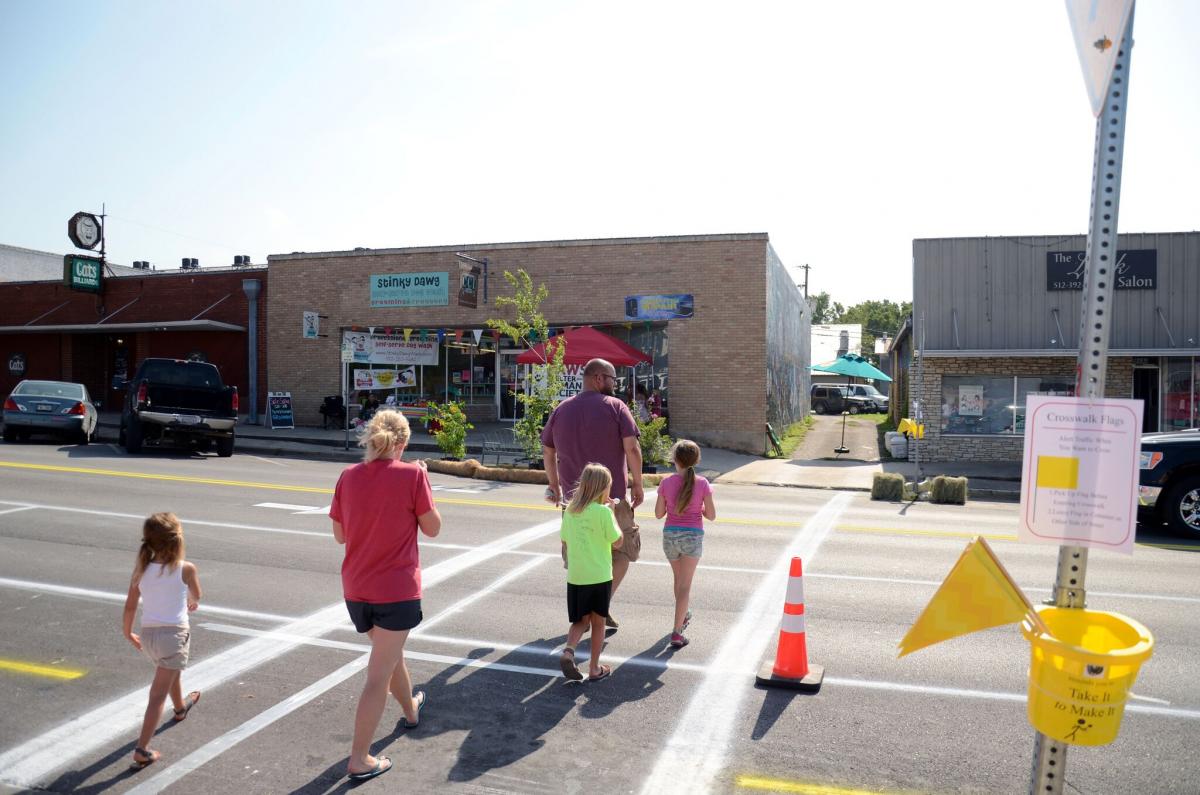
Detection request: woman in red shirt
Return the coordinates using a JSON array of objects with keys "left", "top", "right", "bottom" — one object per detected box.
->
[{"left": 330, "top": 409, "right": 442, "bottom": 782}]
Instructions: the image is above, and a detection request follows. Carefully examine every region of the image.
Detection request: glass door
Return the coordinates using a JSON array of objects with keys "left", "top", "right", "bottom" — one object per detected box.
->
[{"left": 498, "top": 351, "right": 527, "bottom": 421}]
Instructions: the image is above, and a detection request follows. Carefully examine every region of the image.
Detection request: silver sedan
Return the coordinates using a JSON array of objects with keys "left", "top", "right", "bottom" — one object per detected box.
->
[{"left": 2, "top": 380, "right": 98, "bottom": 445}]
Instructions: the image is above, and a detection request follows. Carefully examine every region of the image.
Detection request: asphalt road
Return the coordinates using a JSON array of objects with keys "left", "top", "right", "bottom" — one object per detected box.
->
[{"left": 0, "top": 439, "right": 1197, "bottom": 794}]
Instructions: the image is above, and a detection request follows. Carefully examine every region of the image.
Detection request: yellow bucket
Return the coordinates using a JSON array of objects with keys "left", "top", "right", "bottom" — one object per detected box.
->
[{"left": 1021, "top": 606, "right": 1153, "bottom": 746}]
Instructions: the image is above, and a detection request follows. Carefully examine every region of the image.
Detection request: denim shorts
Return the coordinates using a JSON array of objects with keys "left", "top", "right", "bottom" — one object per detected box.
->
[{"left": 662, "top": 528, "right": 703, "bottom": 560}]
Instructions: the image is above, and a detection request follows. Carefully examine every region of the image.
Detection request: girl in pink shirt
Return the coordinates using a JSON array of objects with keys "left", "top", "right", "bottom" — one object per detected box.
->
[{"left": 654, "top": 440, "right": 716, "bottom": 648}]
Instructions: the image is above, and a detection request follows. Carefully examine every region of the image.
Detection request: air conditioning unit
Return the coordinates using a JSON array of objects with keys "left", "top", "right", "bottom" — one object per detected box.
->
[
  {"left": 233, "top": 255, "right": 252, "bottom": 267},
  {"left": 181, "top": 258, "right": 200, "bottom": 270}
]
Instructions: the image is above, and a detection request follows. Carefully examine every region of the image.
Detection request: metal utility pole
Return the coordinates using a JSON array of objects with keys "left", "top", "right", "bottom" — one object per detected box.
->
[
  {"left": 1030, "top": 9, "right": 1135, "bottom": 793},
  {"left": 799, "top": 263, "right": 811, "bottom": 299}
]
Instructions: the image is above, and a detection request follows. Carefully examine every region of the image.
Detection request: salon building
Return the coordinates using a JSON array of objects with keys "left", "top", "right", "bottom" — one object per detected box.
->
[
  {"left": 266, "top": 233, "right": 810, "bottom": 453},
  {"left": 907, "top": 232, "right": 1200, "bottom": 462}
]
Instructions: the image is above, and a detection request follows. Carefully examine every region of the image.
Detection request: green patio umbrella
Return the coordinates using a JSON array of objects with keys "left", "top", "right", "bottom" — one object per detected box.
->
[
  {"left": 811, "top": 352, "right": 893, "bottom": 382},
  {"left": 811, "top": 353, "right": 892, "bottom": 454}
]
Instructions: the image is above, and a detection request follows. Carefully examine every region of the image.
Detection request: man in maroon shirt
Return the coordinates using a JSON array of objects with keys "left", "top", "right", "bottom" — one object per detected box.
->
[{"left": 542, "top": 358, "right": 643, "bottom": 627}]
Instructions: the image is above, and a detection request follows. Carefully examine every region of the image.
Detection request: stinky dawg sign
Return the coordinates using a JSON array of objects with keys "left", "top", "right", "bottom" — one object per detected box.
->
[{"left": 1046, "top": 250, "right": 1156, "bottom": 291}]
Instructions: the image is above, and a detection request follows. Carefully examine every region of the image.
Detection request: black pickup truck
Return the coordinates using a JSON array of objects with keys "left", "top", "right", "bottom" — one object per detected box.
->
[
  {"left": 119, "top": 358, "right": 238, "bottom": 456},
  {"left": 1139, "top": 429, "right": 1200, "bottom": 537}
]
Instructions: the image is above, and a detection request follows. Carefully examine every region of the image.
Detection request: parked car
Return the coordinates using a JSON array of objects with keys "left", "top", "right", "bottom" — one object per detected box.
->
[
  {"left": 845, "top": 383, "right": 889, "bottom": 412},
  {"left": 1139, "top": 429, "right": 1200, "bottom": 537},
  {"left": 119, "top": 358, "right": 238, "bottom": 456},
  {"left": 2, "top": 380, "right": 98, "bottom": 444},
  {"left": 810, "top": 385, "right": 874, "bottom": 415}
]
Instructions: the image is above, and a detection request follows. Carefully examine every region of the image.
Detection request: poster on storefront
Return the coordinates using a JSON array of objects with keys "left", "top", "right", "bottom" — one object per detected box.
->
[
  {"left": 958, "top": 385, "right": 984, "bottom": 416},
  {"left": 354, "top": 367, "right": 416, "bottom": 390},
  {"left": 532, "top": 363, "right": 586, "bottom": 400},
  {"left": 303, "top": 311, "right": 319, "bottom": 339},
  {"left": 370, "top": 272, "right": 449, "bottom": 307},
  {"left": 1019, "top": 395, "right": 1142, "bottom": 554},
  {"left": 342, "top": 331, "right": 439, "bottom": 366}
]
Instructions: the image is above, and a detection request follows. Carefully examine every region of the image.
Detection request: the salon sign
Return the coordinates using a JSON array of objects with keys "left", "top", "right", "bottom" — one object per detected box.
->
[{"left": 370, "top": 272, "right": 449, "bottom": 307}]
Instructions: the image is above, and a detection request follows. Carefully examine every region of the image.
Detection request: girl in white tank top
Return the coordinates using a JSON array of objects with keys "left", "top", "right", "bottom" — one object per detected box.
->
[{"left": 121, "top": 512, "right": 203, "bottom": 770}]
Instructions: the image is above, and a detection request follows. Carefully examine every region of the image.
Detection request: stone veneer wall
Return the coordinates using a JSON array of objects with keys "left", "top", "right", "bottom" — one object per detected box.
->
[{"left": 908, "top": 355, "right": 1134, "bottom": 462}]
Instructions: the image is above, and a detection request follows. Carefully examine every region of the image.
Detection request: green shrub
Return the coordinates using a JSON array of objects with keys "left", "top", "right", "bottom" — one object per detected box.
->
[
  {"left": 930, "top": 475, "right": 969, "bottom": 505},
  {"left": 634, "top": 409, "right": 673, "bottom": 466},
  {"left": 423, "top": 401, "right": 474, "bottom": 460},
  {"left": 871, "top": 472, "right": 906, "bottom": 501}
]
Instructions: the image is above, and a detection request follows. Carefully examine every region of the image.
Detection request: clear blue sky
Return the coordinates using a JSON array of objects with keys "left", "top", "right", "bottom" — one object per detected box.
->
[{"left": 2, "top": 1, "right": 1196, "bottom": 305}]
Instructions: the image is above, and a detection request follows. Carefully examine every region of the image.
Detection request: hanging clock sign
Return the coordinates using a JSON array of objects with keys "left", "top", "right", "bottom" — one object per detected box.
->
[{"left": 68, "top": 211, "right": 102, "bottom": 251}]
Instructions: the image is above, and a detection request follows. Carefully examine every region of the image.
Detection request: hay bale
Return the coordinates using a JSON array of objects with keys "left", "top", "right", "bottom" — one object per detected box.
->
[
  {"left": 427, "top": 458, "right": 480, "bottom": 478},
  {"left": 473, "top": 465, "right": 548, "bottom": 484},
  {"left": 930, "top": 475, "right": 968, "bottom": 505},
  {"left": 871, "top": 472, "right": 906, "bottom": 501}
]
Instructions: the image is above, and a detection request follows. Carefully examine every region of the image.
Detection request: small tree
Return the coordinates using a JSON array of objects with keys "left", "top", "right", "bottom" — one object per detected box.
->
[{"left": 487, "top": 269, "right": 567, "bottom": 460}]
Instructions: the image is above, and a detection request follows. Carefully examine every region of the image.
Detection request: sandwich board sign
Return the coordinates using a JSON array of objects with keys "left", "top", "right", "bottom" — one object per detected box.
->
[{"left": 268, "top": 391, "right": 295, "bottom": 430}]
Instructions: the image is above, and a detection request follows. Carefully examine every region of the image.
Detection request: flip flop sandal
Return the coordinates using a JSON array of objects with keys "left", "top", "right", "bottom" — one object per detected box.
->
[
  {"left": 400, "top": 691, "right": 426, "bottom": 728},
  {"left": 130, "top": 747, "right": 160, "bottom": 770},
  {"left": 173, "top": 690, "right": 201, "bottom": 722},
  {"left": 588, "top": 665, "right": 613, "bottom": 682},
  {"left": 347, "top": 756, "right": 392, "bottom": 781},
  {"left": 559, "top": 648, "right": 583, "bottom": 681}
]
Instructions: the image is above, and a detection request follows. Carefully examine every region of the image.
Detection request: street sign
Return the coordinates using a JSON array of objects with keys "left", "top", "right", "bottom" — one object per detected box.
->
[
  {"left": 62, "top": 254, "right": 104, "bottom": 293},
  {"left": 1019, "top": 395, "right": 1142, "bottom": 554},
  {"left": 1065, "top": 0, "right": 1135, "bottom": 116}
]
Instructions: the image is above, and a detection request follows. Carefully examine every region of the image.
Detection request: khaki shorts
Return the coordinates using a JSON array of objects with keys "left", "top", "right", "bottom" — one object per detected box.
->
[{"left": 141, "top": 625, "right": 191, "bottom": 670}]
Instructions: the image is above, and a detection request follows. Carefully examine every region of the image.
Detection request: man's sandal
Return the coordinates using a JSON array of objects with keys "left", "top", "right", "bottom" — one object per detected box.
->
[
  {"left": 130, "top": 747, "right": 160, "bottom": 770},
  {"left": 559, "top": 647, "right": 583, "bottom": 681},
  {"left": 173, "top": 690, "right": 201, "bottom": 722}
]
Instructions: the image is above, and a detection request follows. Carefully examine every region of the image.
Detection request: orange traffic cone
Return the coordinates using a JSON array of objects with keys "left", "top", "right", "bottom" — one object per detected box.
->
[{"left": 756, "top": 557, "right": 824, "bottom": 691}]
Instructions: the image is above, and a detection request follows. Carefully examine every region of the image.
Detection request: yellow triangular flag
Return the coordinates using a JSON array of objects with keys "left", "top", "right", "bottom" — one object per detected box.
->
[
  {"left": 403, "top": 328, "right": 413, "bottom": 343},
  {"left": 897, "top": 536, "right": 1035, "bottom": 657}
]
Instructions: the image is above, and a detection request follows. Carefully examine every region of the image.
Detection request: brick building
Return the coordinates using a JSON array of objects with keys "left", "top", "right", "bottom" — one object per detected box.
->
[
  {"left": 0, "top": 265, "right": 267, "bottom": 415},
  {"left": 905, "top": 233, "right": 1200, "bottom": 462},
  {"left": 267, "top": 233, "right": 809, "bottom": 453}
]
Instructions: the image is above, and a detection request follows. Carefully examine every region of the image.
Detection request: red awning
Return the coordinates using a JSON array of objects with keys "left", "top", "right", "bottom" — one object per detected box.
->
[{"left": 516, "top": 326, "right": 652, "bottom": 367}]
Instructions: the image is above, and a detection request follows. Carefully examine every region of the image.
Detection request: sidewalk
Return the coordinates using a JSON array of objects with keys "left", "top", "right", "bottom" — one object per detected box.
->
[{"left": 93, "top": 412, "right": 1023, "bottom": 499}]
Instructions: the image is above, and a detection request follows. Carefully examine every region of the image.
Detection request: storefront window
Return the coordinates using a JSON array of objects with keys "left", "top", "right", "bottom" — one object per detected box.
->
[
  {"left": 1163, "top": 357, "right": 1196, "bottom": 430},
  {"left": 941, "top": 374, "right": 1073, "bottom": 435},
  {"left": 1015, "top": 376, "right": 1075, "bottom": 434},
  {"left": 442, "top": 338, "right": 497, "bottom": 405},
  {"left": 608, "top": 323, "right": 669, "bottom": 420}
]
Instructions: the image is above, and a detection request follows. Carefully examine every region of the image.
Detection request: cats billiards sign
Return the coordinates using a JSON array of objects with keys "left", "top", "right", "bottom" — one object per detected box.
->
[{"left": 63, "top": 254, "right": 104, "bottom": 293}]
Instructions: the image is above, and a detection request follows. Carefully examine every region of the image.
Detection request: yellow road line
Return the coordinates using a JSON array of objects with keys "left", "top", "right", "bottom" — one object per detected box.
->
[
  {"left": 0, "top": 659, "right": 86, "bottom": 681},
  {"left": 835, "top": 523, "right": 1019, "bottom": 541},
  {"left": 0, "top": 460, "right": 813, "bottom": 528},
  {"left": 735, "top": 775, "right": 924, "bottom": 795}
]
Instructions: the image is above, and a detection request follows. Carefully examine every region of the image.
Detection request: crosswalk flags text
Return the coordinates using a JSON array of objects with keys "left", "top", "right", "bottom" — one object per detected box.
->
[{"left": 898, "top": 536, "right": 1043, "bottom": 657}]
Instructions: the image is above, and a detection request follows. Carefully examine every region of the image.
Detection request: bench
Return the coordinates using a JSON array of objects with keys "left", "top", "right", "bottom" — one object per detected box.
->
[{"left": 480, "top": 429, "right": 526, "bottom": 465}]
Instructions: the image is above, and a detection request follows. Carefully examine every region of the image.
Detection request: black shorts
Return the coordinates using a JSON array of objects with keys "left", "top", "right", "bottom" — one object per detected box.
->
[
  {"left": 345, "top": 598, "right": 422, "bottom": 633},
  {"left": 566, "top": 581, "right": 612, "bottom": 624}
]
